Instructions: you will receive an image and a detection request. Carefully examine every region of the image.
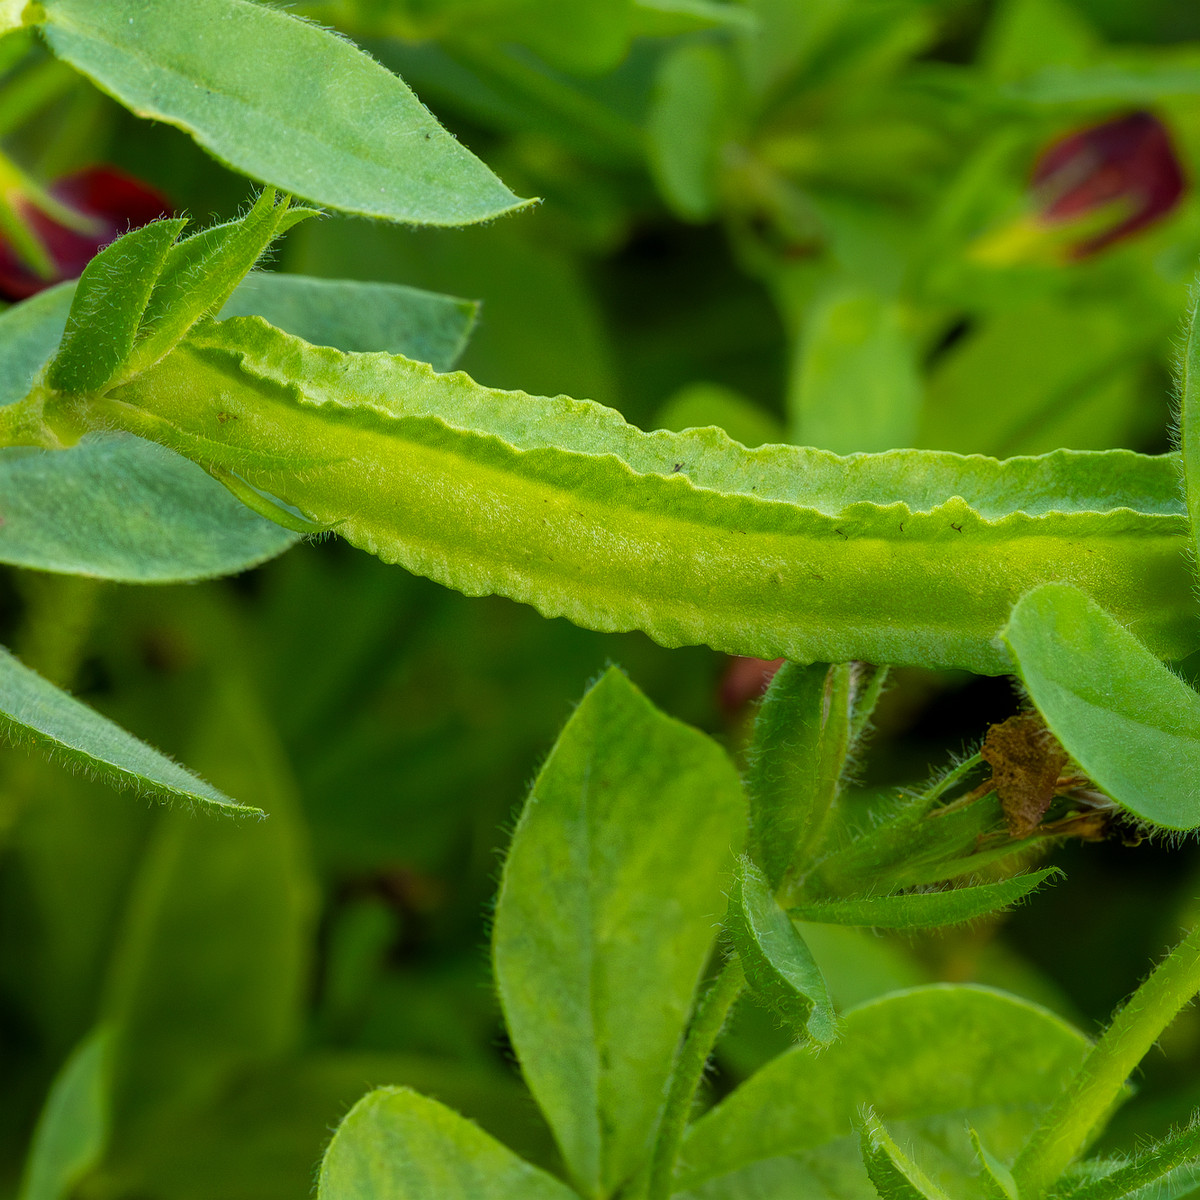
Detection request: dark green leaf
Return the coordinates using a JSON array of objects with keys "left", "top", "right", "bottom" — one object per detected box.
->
[
  {"left": 1180, "top": 274, "right": 1200, "bottom": 568},
  {"left": 728, "top": 858, "right": 838, "bottom": 1044},
  {"left": 44, "top": 217, "right": 184, "bottom": 394},
  {"left": 0, "top": 645, "right": 248, "bottom": 813},
  {"left": 17, "top": 1026, "right": 113, "bottom": 1200},
  {"left": 40, "top": 0, "right": 531, "bottom": 224},
  {"left": 492, "top": 668, "right": 744, "bottom": 1196},
  {"left": 1004, "top": 583, "right": 1200, "bottom": 830},
  {"left": 860, "top": 1109, "right": 953, "bottom": 1200},
  {"left": 747, "top": 661, "right": 853, "bottom": 890},
  {"left": 789, "top": 869, "right": 1063, "bottom": 930},
  {"left": 317, "top": 1088, "right": 576, "bottom": 1200}
]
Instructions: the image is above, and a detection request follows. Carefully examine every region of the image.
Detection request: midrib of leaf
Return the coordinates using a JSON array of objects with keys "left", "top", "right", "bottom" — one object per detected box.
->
[{"left": 91, "top": 318, "right": 1200, "bottom": 674}]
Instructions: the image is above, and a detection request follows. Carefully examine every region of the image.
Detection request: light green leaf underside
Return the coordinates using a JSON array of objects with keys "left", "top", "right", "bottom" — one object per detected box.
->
[
  {"left": 1004, "top": 584, "right": 1200, "bottom": 830},
  {"left": 107, "top": 316, "right": 1199, "bottom": 674},
  {"left": 0, "top": 645, "right": 248, "bottom": 812},
  {"left": 675, "top": 985, "right": 1091, "bottom": 1198},
  {"left": 39, "top": 0, "right": 530, "bottom": 224},
  {"left": 729, "top": 858, "right": 838, "bottom": 1043},
  {"left": 0, "top": 273, "right": 476, "bottom": 580},
  {"left": 492, "top": 669, "right": 744, "bottom": 1197},
  {"left": 317, "top": 1087, "right": 576, "bottom": 1200},
  {"left": 18, "top": 1026, "right": 113, "bottom": 1200},
  {"left": 790, "top": 869, "right": 1062, "bottom": 930}
]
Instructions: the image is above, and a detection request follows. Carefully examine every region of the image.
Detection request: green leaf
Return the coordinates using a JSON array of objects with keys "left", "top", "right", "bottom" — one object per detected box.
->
[
  {"left": 1180, "top": 279, "right": 1200, "bottom": 567},
  {"left": 789, "top": 284, "right": 922, "bottom": 455},
  {"left": 632, "top": 0, "right": 756, "bottom": 35},
  {"left": 1003, "top": 583, "right": 1200, "bottom": 830},
  {"left": 728, "top": 858, "right": 838, "bottom": 1044},
  {"left": 123, "top": 189, "right": 313, "bottom": 380},
  {"left": 970, "top": 1127, "right": 1020, "bottom": 1200},
  {"left": 648, "top": 42, "right": 731, "bottom": 221},
  {"left": 17, "top": 1026, "right": 113, "bottom": 1200},
  {"left": 746, "top": 661, "right": 853, "bottom": 890},
  {"left": 1051, "top": 1121, "right": 1200, "bottom": 1199},
  {"left": 97, "top": 315, "right": 1200, "bottom": 675},
  {"left": 103, "top": 664, "right": 316, "bottom": 1121},
  {"left": 39, "top": 0, "right": 531, "bottom": 224},
  {"left": 491, "top": 668, "right": 744, "bottom": 1196},
  {"left": 44, "top": 217, "right": 185, "bottom": 394},
  {"left": 317, "top": 1087, "right": 577, "bottom": 1200},
  {"left": 676, "top": 986, "right": 1091, "bottom": 1197},
  {"left": 860, "top": 1109, "right": 953, "bottom": 1200},
  {"left": 654, "top": 381, "right": 785, "bottom": 449},
  {"left": 220, "top": 275, "right": 478, "bottom": 371},
  {"left": 789, "top": 869, "right": 1063, "bottom": 930},
  {"left": 0, "top": 644, "right": 248, "bottom": 813}
]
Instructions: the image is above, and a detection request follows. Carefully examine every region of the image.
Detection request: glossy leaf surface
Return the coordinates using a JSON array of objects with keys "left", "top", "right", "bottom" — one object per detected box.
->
[
  {"left": 492, "top": 668, "right": 744, "bottom": 1196},
  {"left": 789, "top": 869, "right": 1062, "bottom": 930},
  {"left": 317, "top": 1088, "right": 576, "bottom": 1200},
  {"left": 38, "top": 0, "right": 529, "bottom": 224},
  {"left": 100, "top": 316, "right": 1200, "bottom": 674},
  {"left": 675, "top": 986, "right": 1091, "bottom": 1198},
  {"left": 1004, "top": 583, "right": 1200, "bottom": 830},
  {"left": 728, "top": 858, "right": 838, "bottom": 1043},
  {"left": 0, "top": 645, "right": 246, "bottom": 812}
]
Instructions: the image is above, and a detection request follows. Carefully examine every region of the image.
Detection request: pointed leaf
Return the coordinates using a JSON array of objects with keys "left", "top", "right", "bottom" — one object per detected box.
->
[
  {"left": 40, "top": 0, "right": 531, "bottom": 224},
  {"left": 492, "top": 668, "right": 744, "bottom": 1196},
  {"left": 1004, "top": 583, "right": 1200, "bottom": 830},
  {"left": 860, "top": 1109, "right": 953, "bottom": 1200},
  {"left": 0, "top": 644, "right": 249, "bottom": 812},
  {"left": 970, "top": 1127, "right": 1020, "bottom": 1200},
  {"left": 728, "top": 857, "right": 838, "bottom": 1044},
  {"left": 318, "top": 1087, "right": 576, "bottom": 1200},
  {"left": 1054, "top": 1121, "right": 1200, "bottom": 1199},
  {"left": 123, "top": 189, "right": 311, "bottom": 379},
  {"left": 790, "top": 869, "right": 1063, "bottom": 930},
  {"left": 44, "top": 217, "right": 185, "bottom": 394},
  {"left": 17, "top": 1026, "right": 113, "bottom": 1200},
  {"left": 746, "top": 661, "right": 853, "bottom": 889}
]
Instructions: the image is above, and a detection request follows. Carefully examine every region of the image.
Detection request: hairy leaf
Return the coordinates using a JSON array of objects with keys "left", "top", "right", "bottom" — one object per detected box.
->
[
  {"left": 1004, "top": 583, "right": 1200, "bottom": 830},
  {"left": 676, "top": 986, "right": 1091, "bottom": 1197},
  {"left": 17, "top": 1026, "right": 113, "bottom": 1200},
  {"left": 98, "top": 316, "right": 1200, "bottom": 675},
  {"left": 1051, "top": 1120, "right": 1200, "bottom": 1198},
  {"left": 746, "top": 661, "right": 852, "bottom": 889},
  {"left": 38, "top": 0, "right": 530, "bottom": 224},
  {"left": 0, "top": 645, "right": 247, "bottom": 812},
  {"left": 789, "top": 869, "right": 1063, "bottom": 930},
  {"left": 728, "top": 858, "right": 838, "bottom": 1043},
  {"left": 44, "top": 217, "right": 184, "bottom": 394},
  {"left": 317, "top": 1088, "right": 576, "bottom": 1200},
  {"left": 1180, "top": 281, "right": 1200, "bottom": 566},
  {"left": 492, "top": 668, "right": 744, "bottom": 1196},
  {"left": 859, "top": 1110, "right": 953, "bottom": 1200}
]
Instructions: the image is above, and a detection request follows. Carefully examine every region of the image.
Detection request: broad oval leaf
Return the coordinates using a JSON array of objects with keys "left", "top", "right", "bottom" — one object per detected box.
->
[
  {"left": 1003, "top": 583, "right": 1200, "bottom": 830},
  {"left": 317, "top": 1087, "right": 576, "bottom": 1200},
  {"left": 492, "top": 668, "right": 744, "bottom": 1197},
  {"left": 38, "top": 0, "right": 531, "bottom": 225},
  {"left": 789, "top": 869, "right": 1062, "bottom": 930},
  {"left": 0, "top": 645, "right": 248, "bottom": 813},
  {"left": 101, "top": 316, "right": 1200, "bottom": 675},
  {"left": 674, "top": 985, "right": 1091, "bottom": 1199},
  {"left": 728, "top": 858, "right": 838, "bottom": 1044}
]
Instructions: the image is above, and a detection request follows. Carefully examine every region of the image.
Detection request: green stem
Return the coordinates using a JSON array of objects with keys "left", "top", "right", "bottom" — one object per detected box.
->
[
  {"left": 1011, "top": 922, "right": 1200, "bottom": 1198},
  {"left": 646, "top": 954, "right": 746, "bottom": 1200}
]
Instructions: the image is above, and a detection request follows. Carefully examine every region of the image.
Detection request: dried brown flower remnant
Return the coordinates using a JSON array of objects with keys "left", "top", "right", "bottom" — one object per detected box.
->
[{"left": 981, "top": 713, "right": 1070, "bottom": 837}]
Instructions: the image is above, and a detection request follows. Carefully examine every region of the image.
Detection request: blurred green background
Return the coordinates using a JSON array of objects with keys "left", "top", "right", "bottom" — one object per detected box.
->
[{"left": 7, "top": 0, "right": 1200, "bottom": 1193}]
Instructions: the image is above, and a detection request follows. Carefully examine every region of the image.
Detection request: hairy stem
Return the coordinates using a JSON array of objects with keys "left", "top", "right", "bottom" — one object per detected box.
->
[
  {"left": 645, "top": 954, "right": 746, "bottom": 1200},
  {"left": 1011, "top": 922, "right": 1200, "bottom": 1197}
]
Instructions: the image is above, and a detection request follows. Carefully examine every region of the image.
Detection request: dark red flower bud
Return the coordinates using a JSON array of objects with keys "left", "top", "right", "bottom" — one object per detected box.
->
[
  {"left": 0, "top": 165, "right": 172, "bottom": 300},
  {"left": 719, "top": 655, "right": 784, "bottom": 713},
  {"left": 1031, "top": 111, "right": 1185, "bottom": 257}
]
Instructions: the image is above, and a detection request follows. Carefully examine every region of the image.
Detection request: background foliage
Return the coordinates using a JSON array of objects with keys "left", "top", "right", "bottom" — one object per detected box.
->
[{"left": 7, "top": 0, "right": 1200, "bottom": 1194}]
